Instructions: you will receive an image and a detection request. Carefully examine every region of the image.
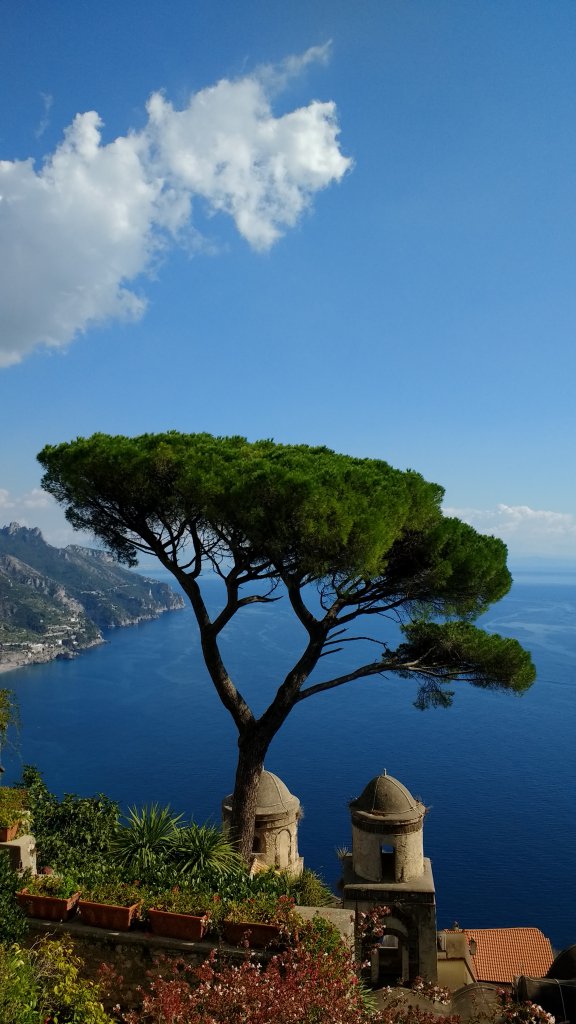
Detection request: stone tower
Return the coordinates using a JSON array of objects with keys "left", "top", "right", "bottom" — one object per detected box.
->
[
  {"left": 222, "top": 770, "right": 303, "bottom": 876},
  {"left": 342, "top": 771, "right": 437, "bottom": 983}
]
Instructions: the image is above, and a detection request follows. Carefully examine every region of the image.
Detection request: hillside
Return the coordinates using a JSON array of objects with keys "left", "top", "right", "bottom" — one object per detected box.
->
[{"left": 0, "top": 523, "right": 184, "bottom": 671}]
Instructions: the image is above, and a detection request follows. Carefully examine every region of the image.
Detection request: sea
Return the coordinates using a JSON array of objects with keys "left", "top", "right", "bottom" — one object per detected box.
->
[{"left": 2, "top": 567, "right": 576, "bottom": 953}]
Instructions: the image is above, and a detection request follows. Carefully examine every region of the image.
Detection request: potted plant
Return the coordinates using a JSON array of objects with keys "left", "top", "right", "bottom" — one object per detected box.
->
[
  {"left": 222, "top": 894, "right": 300, "bottom": 949},
  {"left": 0, "top": 786, "right": 28, "bottom": 842},
  {"left": 148, "top": 888, "right": 213, "bottom": 941},
  {"left": 78, "top": 881, "right": 143, "bottom": 931},
  {"left": 17, "top": 873, "right": 80, "bottom": 921}
]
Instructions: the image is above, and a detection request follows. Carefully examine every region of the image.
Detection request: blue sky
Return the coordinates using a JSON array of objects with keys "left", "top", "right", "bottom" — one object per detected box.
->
[{"left": 1, "top": 0, "right": 575, "bottom": 561}]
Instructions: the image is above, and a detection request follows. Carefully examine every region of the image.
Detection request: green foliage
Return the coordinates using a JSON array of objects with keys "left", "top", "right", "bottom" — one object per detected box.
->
[
  {"left": 0, "top": 689, "right": 19, "bottom": 764},
  {"left": 111, "top": 803, "right": 182, "bottom": 885},
  {"left": 0, "top": 937, "right": 113, "bottom": 1024},
  {"left": 148, "top": 886, "right": 213, "bottom": 915},
  {"left": 0, "top": 852, "right": 28, "bottom": 943},
  {"left": 38, "top": 432, "right": 535, "bottom": 856},
  {"left": 0, "top": 942, "right": 38, "bottom": 1024},
  {"left": 30, "top": 936, "right": 113, "bottom": 1023},
  {"left": 400, "top": 621, "right": 536, "bottom": 709},
  {"left": 19, "top": 765, "right": 119, "bottom": 880},
  {"left": 37, "top": 432, "right": 534, "bottom": 687},
  {"left": 0, "top": 786, "right": 28, "bottom": 828},
  {"left": 80, "top": 879, "right": 144, "bottom": 910},
  {"left": 112, "top": 805, "right": 245, "bottom": 888},
  {"left": 291, "top": 867, "right": 336, "bottom": 907},
  {"left": 222, "top": 892, "right": 301, "bottom": 927},
  {"left": 38, "top": 432, "right": 444, "bottom": 576},
  {"left": 0, "top": 688, "right": 18, "bottom": 744},
  {"left": 298, "top": 915, "right": 345, "bottom": 956},
  {"left": 22, "top": 871, "right": 80, "bottom": 898},
  {"left": 172, "top": 822, "right": 244, "bottom": 881}
]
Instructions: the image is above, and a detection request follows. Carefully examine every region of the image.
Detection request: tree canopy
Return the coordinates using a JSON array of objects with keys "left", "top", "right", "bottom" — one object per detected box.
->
[{"left": 38, "top": 432, "right": 535, "bottom": 858}]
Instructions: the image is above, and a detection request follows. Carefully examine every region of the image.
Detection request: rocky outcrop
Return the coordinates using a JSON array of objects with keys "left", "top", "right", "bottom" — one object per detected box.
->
[{"left": 0, "top": 523, "right": 184, "bottom": 672}]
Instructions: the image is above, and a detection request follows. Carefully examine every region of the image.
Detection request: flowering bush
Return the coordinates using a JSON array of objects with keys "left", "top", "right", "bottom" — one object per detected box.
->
[
  {"left": 111, "top": 938, "right": 376, "bottom": 1024},
  {"left": 356, "top": 904, "right": 391, "bottom": 945},
  {"left": 499, "top": 991, "right": 556, "bottom": 1024},
  {"left": 411, "top": 975, "right": 452, "bottom": 1004}
]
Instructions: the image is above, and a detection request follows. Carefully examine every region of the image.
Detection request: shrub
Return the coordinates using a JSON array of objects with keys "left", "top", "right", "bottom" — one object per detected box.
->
[
  {"left": 299, "top": 915, "right": 345, "bottom": 957},
  {"left": 0, "top": 937, "right": 113, "bottom": 1024},
  {"left": 80, "top": 880, "right": 145, "bottom": 911},
  {"left": 0, "top": 786, "right": 28, "bottom": 828},
  {"left": 18, "top": 766, "right": 119, "bottom": 880},
  {"left": 222, "top": 892, "right": 301, "bottom": 929},
  {"left": 148, "top": 887, "right": 214, "bottom": 916},
  {"left": 0, "top": 942, "right": 38, "bottom": 1024},
  {"left": 0, "top": 688, "right": 19, "bottom": 759},
  {"left": 290, "top": 867, "right": 336, "bottom": 906},
  {"left": 0, "top": 851, "right": 28, "bottom": 943},
  {"left": 120, "top": 938, "right": 372, "bottom": 1024},
  {"left": 172, "top": 822, "right": 244, "bottom": 882},
  {"left": 111, "top": 804, "right": 182, "bottom": 885}
]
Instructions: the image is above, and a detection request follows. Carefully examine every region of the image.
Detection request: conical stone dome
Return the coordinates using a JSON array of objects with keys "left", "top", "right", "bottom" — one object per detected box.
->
[
  {"left": 254, "top": 770, "right": 300, "bottom": 817},
  {"left": 222, "top": 770, "right": 299, "bottom": 821},
  {"left": 350, "top": 771, "right": 425, "bottom": 832}
]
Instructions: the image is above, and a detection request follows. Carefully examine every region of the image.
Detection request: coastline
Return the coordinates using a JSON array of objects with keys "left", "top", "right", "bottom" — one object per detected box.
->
[
  {"left": 0, "top": 604, "right": 184, "bottom": 675},
  {"left": 0, "top": 636, "right": 105, "bottom": 674}
]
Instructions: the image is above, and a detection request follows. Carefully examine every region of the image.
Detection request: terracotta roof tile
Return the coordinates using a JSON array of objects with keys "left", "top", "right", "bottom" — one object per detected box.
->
[{"left": 460, "top": 928, "right": 554, "bottom": 984}]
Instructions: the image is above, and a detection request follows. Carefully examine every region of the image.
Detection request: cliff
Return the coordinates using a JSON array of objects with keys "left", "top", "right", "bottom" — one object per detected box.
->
[{"left": 0, "top": 523, "right": 184, "bottom": 671}]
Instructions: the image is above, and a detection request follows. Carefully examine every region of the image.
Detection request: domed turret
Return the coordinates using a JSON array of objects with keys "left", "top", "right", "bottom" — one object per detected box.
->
[
  {"left": 222, "top": 770, "right": 303, "bottom": 876},
  {"left": 351, "top": 772, "right": 425, "bottom": 824},
  {"left": 343, "top": 769, "right": 437, "bottom": 985},
  {"left": 350, "top": 771, "right": 425, "bottom": 883},
  {"left": 252, "top": 771, "right": 300, "bottom": 818}
]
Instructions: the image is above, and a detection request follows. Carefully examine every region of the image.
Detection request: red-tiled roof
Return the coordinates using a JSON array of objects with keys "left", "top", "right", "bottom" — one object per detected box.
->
[{"left": 462, "top": 928, "right": 554, "bottom": 984}]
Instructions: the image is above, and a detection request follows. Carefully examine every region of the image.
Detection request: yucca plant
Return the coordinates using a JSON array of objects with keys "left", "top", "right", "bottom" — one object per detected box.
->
[
  {"left": 172, "top": 823, "right": 244, "bottom": 883},
  {"left": 112, "top": 804, "right": 182, "bottom": 884}
]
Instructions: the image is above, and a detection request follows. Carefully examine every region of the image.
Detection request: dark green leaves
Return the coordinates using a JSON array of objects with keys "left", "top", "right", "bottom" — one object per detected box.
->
[
  {"left": 38, "top": 432, "right": 443, "bottom": 577},
  {"left": 396, "top": 620, "right": 536, "bottom": 709},
  {"left": 38, "top": 431, "right": 535, "bottom": 719}
]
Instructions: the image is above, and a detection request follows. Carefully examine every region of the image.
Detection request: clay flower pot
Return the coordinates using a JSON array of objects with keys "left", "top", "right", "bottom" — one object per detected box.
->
[
  {"left": 222, "top": 920, "right": 282, "bottom": 948},
  {"left": 78, "top": 899, "right": 141, "bottom": 931},
  {"left": 148, "top": 908, "right": 208, "bottom": 941},
  {"left": 0, "top": 821, "right": 20, "bottom": 842},
  {"left": 17, "top": 888, "right": 80, "bottom": 921}
]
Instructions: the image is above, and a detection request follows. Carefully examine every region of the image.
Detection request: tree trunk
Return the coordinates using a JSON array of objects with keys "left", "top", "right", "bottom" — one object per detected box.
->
[{"left": 229, "top": 730, "right": 270, "bottom": 863}]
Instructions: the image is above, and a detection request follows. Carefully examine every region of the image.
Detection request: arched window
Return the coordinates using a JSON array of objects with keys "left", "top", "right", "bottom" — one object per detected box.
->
[{"left": 380, "top": 843, "right": 395, "bottom": 881}]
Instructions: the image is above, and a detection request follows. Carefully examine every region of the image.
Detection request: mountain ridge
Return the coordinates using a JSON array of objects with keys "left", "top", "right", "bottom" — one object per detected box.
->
[{"left": 0, "top": 522, "right": 184, "bottom": 672}]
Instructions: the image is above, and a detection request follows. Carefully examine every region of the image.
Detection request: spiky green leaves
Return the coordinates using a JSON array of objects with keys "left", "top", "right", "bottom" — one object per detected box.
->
[{"left": 111, "top": 804, "right": 243, "bottom": 886}]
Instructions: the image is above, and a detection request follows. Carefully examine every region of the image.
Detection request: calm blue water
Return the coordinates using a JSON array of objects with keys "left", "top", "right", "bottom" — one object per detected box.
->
[{"left": 3, "top": 570, "right": 576, "bottom": 952}]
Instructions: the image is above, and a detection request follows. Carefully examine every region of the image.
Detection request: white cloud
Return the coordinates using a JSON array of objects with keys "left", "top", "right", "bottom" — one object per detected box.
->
[
  {"left": 256, "top": 42, "right": 332, "bottom": 93},
  {"left": 0, "top": 486, "right": 51, "bottom": 513},
  {"left": 444, "top": 503, "right": 576, "bottom": 557},
  {"left": 0, "top": 47, "right": 350, "bottom": 367},
  {"left": 35, "top": 92, "right": 53, "bottom": 139}
]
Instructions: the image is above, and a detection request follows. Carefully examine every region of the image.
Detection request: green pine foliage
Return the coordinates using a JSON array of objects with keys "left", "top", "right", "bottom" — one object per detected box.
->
[{"left": 38, "top": 433, "right": 536, "bottom": 856}]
